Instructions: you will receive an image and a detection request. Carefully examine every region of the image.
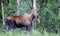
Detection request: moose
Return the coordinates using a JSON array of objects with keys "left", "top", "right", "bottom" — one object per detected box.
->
[{"left": 5, "top": 10, "right": 38, "bottom": 32}]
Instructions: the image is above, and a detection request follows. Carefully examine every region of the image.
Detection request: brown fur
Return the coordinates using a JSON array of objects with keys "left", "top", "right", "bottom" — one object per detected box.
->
[{"left": 5, "top": 10, "right": 38, "bottom": 32}]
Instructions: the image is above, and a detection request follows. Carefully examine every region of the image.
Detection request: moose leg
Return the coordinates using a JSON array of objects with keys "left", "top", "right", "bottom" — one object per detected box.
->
[
  {"left": 5, "top": 25, "right": 10, "bottom": 31},
  {"left": 5, "top": 20, "right": 15, "bottom": 31},
  {"left": 26, "top": 25, "right": 31, "bottom": 32},
  {"left": 9, "top": 21, "right": 15, "bottom": 29},
  {"left": 8, "top": 20, "right": 15, "bottom": 31}
]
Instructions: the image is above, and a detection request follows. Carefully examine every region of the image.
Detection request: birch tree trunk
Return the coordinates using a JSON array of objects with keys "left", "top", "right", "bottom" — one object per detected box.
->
[
  {"left": 58, "top": 0, "right": 60, "bottom": 16},
  {"left": 1, "top": 0, "right": 5, "bottom": 24},
  {"left": 57, "top": 0, "right": 60, "bottom": 33},
  {"left": 16, "top": 0, "right": 20, "bottom": 16},
  {"left": 9, "top": 0, "right": 11, "bottom": 5},
  {"left": 33, "top": 0, "right": 37, "bottom": 10},
  {"left": 29, "top": 0, "right": 33, "bottom": 9},
  {"left": 32, "top": 0, "right": 37, "bottom": 29}
]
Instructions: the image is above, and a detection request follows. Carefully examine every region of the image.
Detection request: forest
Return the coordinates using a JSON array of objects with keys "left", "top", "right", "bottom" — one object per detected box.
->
[{"left": 0, "top": 0, "right": 60, "bottom": 36}]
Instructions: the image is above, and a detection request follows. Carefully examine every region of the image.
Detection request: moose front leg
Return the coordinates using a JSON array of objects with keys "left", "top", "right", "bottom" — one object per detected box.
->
[
  {"left": 26, "top": 25, "right": 32, "bottom": 36},
  {"left": 26, "top": 25, "right": 31, "bottom": 32}
]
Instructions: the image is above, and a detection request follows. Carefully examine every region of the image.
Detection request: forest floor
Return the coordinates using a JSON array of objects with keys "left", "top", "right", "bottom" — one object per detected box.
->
[{"left": 0, "top": 29, "right": 60, "bottom": 36}]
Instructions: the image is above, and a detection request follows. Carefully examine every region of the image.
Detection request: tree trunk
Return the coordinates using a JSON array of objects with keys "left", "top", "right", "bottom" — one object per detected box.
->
[
  {"left": 33, "top": 0, "right": 37, "bottom": 10},
  {"left": 57, "top": 0, "right": 60, "bottom": 33},
  {"left": 1, "top": 0, "right": 5, "bottom": 24},
  {"left": 32, "top": 0, "right": 37, "bottom": 29},
  {"left": 57, "top": 0, "right": 60, "bottom": 16},
  {"left": 16, "top": 0, "right": 20, "bottom": 16},
  {"left": 29, "top": 0, "right": 33, "bottom": 9}
]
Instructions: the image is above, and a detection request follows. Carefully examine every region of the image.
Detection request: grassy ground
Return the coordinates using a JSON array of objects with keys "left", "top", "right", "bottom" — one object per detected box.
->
[{"left": 0, "top": 29, "right": 60, "bottom": 36}]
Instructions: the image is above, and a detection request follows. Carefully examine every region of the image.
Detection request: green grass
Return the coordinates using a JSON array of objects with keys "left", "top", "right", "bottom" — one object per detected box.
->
[{"left": 0, "top": 29, "right": 60, "bottom": 36}]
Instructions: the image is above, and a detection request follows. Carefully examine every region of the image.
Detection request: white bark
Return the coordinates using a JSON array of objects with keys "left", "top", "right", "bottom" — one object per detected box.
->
[
  {"left": 58, "top": 8, "right": 60, "bottom": 16},
  {"left": 57, "top": 0, "right": 60, "bottom": 16},
  {"left": 33, "top": 0, "right": 37, "bottom": 10},
  {"left": 16, "top": 0, "right": 20, "bottom": 16},
  {"left": 32, "top": 0, "right": 37, "bottom": 29},
  {"left": 56, "top": 3, "right": 60, "bottom": 34},
  {"left": 1, "top": 1, "right": 5, "bottom": 24}
]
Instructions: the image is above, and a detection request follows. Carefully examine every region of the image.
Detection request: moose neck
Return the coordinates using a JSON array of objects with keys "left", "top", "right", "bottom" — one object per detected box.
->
[{"left": 31, "top": 14, "right": 35, "bottom": 20}]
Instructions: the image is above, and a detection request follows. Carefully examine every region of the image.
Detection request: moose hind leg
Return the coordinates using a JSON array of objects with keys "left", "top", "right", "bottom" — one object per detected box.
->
[
  {"left": 5, "top": 20, "right": 15, "bottom": 31},
  {"left": 5, "top": 25, "right": 9, "bottom": 32}
]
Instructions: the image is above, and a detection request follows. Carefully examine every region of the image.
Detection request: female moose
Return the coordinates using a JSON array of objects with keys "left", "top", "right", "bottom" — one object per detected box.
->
[{"left": 5, "top": 10, "right": 38, "bottom": 32}]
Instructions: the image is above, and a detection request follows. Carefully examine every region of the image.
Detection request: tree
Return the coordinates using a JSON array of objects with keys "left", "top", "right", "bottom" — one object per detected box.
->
[
  {"left": 16, "top": 0, "right": 20, "bottom": 16},
  {"left": 32, "top": 0, "right": 37, "bottom": 29},
  {"left": 1, "top": 0, "right": 5, "bottom": 24}
]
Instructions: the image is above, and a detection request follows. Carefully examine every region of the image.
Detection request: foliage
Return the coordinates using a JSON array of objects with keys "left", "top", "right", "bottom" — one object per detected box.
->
[
  {"left": 37, "top": 0, "right": 60, "bottom": 33},
  {"left": 16, "top": 0, "right": 31, "bottom": 15},
  {"left": 4, "top": 0, "right": 31, "bottom": 17},
  {"left": 4, "top": 0, "right": 17, "bottom": 17}
]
